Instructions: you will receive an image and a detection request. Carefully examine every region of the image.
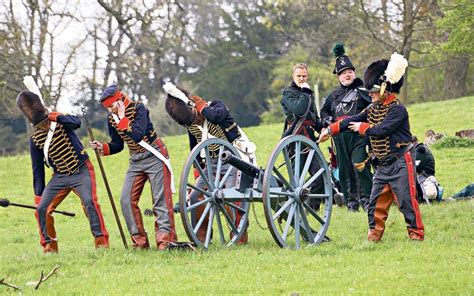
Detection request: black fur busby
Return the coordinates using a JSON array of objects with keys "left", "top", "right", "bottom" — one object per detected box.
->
[
  {"left": 16, "top": 91, "right": 49, "bottom": 126},
  {"left": 165, "top": 94, "right": 196, "bottom": 126},
  {"left": 363, "top": 59, "right": 405, "bottom": 94},
  {"left": 333, "top": 43, "right": 355, "bottom": 75}
]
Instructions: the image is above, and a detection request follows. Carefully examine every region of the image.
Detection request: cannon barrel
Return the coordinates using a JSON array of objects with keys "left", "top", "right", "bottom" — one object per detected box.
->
[{"left": 221, "top": 151, "right": 261, "bottom": 179}]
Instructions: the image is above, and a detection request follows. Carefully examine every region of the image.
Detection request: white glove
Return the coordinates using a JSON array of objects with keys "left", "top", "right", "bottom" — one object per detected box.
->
[{"left": 163, "top": 82, "right": 192, "bottom": 106}]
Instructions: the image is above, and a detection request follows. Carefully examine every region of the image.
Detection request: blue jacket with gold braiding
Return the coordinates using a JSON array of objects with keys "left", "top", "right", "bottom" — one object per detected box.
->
[
  {"left": 328, "top": 94, "right": 412, "bottom": 161},
  {"left": 187, "top": 100, "right": 240, "bottom": 152},
  {"left": 30, "top": 113, "right": 89, "bottom": 196},
  {"left": 102, "top": 99, "right": 157, "bottom": 156}
]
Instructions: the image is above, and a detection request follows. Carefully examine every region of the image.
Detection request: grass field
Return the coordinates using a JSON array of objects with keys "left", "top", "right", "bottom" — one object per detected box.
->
[{"left": 0, "top": 96, "right": 473, "bottom": 294}]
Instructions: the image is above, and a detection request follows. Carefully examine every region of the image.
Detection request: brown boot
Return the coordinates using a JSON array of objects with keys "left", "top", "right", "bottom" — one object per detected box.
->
[
  {"left": 408, "top": 228, "right": 424, "bottom": 241},
  {"left": 234, "top": 230, "right": 248, "bottom": 245},
  {"left": 44, "top": 241, "right": 58, "bottom": 253},
  {"left": 367, "top": 229, "right": 384, "bottom": 242},
  {"left": 156, "top": 232, "right": 171, "bottom": 251},
  {"left": 131, "top": 234, "right": 150, "bottom": 249},
  {"left": 95, "top": 235, "right": 110, "bottom": 248}
]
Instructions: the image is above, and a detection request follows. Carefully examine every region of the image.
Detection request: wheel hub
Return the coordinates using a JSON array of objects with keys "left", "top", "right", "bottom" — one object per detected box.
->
[
  {"left": 294, "top": 187, "right": 310, "bottom": 203},
  {"left": 211, "top": 189, "right": 224, "bottom": 203}
]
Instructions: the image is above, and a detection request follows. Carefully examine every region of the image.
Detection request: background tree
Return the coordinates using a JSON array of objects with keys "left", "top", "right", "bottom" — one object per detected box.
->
[{"left": 0, "top": 0, "right": 472, "bottom": 155}]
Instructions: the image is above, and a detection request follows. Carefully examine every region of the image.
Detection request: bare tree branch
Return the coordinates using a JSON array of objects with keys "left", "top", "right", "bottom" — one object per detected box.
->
[
  {"left": 32, "top": 264, "right": 60, "bottom": 290},
  {"left": 0, "top": 278, "right": 20, "bottom": 290}
]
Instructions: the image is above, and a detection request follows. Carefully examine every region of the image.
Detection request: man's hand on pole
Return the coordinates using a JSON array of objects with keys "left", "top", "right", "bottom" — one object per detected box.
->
[{"left": 89, "top": 140, "right": 104, "bottom": 155}]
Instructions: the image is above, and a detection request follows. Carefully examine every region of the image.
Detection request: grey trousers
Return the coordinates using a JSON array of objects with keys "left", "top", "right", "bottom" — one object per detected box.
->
[
  {"left": 36, "top": 160, "right": 108, "bottom": 245},
  {"left": 120, "top": 140, "right": 176, "bottom": 246}
]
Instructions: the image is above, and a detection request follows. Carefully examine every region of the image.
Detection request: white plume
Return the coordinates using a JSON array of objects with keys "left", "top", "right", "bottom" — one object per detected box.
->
[
  {"left": 23, "top": 76, "right": 45, "bottom": 105},
  {"left": 384, "top": 52, "right": 408, "bottom": 84},
  {"left": 163, "top": 82, "right": 191, "bottom": 105}
]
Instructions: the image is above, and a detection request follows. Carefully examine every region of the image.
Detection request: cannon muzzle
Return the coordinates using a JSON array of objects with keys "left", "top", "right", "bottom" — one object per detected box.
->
[{"left": 221, "top": 151, "right": 261, "bottom": 179}]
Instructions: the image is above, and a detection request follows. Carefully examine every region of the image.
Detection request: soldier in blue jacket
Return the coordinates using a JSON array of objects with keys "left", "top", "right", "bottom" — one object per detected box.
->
[
  {"left": 17, "top": 91, "right": 109, "bottom": 253},
  {"left": 90, "top": 85, "right": 177, "bottom": 250},
  {"left": 165, "top": 86, "right": 249, "bottom": 244},
  {"left": 319, "top": 54, "right": 425, "bottom": 241}
]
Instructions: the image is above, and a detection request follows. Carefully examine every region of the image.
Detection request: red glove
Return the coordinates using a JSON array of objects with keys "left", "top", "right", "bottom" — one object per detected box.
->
[
  {"left": 34, "top": 195, "right": 41, "bottom": 206},
  {"left": 193, "top": 168, "right": 200, "bottom": 179},
  {"left": 48, "top": 112, "right": 62, "bottom": 122},
  {"left": 191, "top": 95, "right": 207, "bottom": 114}
]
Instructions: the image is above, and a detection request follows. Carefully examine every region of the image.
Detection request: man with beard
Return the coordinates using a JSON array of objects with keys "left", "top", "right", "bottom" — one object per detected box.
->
[{"left": 320, "top": 43, "right": 373, "bottom": 212}]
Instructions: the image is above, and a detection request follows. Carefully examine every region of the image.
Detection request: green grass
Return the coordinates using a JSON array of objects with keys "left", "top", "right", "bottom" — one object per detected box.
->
[{"left": 0, "top": 97, "right": 473, "bottom": 294}]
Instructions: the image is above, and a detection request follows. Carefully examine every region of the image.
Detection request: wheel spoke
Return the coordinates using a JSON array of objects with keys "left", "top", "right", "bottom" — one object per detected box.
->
[
  {"left": 272, "top": 167, "right": 294, "bottom": 191},
  {"left": 223, "top": 201, "right": 247, "bottom": 214},
  {"left": 295, "top": 204, "right": 300, "bottom": 249},
  {"left": 272, "top": 199, "right": 294, "bottom": 221},
  {"left": 308, "top": 193, "right": 330, "bottom": 200},
  {"left": 218, "top": 204, "right": 239, "bottom": 234},
  {"left": 303, "top": 201, "right": 326, "bottom": 225},
  {"left": 299, "top": 204, "right": 315, "bottom": 243},
  {"left": 214, "top": 146, "right": 224, "bottom": 188},
  {"left": 218, "top": 166, "right": 233, "bottom": 189},
  {"left": 215, "top": 207, "right": 226, "bottom": 244},
  {"left": 283, "top": 147, "right": 295, "bottom": 187},
  {"left": 294, "top": 141, "right": 301, "bottom": 185},
  {"left": 204, "top": 206, "right": 215, "bottom": 248},
  {"left": 193, "top": 160, "right": 214, "bottom": 191},
  {"left": 299, "top": 149, "right": 315, "bottom": 186},
  {"left": 204, "top": 146, "right": 215, "bottom": 188},
  {"left": 193, "top": 203, "right": 211, "bottom": 234},
  {"left": 186, "top": 197, "right": 210, "bottom": 212},
  {"left": 269, "top": 190, "right": 295, "bottom": 198},
  {"left": 187, "top": 183, "right": 211, "bottom": 197},
  {"left": 282, "top": 203, "right": 296, "bottom": 241},
  {"left": 302, "top": 167, "right": 324, "bottom": 188}
]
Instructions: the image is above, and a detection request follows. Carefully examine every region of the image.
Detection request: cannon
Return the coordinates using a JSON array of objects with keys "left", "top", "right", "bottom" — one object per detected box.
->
[{"left": 178, "top": 135, "right": 333, "bottom": 249}]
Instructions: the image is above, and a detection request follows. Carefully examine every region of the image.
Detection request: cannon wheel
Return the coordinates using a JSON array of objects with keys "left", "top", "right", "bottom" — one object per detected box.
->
[
  {"left": 262, "top": 135, "right": 332, "bottom": 249},
  {"left": 179, "top": 138, "right": 249, "bottom": 248}
]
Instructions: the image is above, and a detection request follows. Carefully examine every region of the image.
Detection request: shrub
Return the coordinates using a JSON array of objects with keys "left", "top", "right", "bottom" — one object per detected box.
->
[{"left": 431, "top": 136, "right": 474, "bottom": 149}]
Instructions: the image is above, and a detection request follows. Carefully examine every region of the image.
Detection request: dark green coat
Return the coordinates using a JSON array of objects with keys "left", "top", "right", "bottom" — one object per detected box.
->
[{"left": 280, "top": 82, "right": 322, "bottom": 141}]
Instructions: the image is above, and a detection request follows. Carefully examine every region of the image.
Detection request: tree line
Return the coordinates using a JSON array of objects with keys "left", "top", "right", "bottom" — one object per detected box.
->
[{"left": 0, "top": 0, "right": 472, "bottom": 155}]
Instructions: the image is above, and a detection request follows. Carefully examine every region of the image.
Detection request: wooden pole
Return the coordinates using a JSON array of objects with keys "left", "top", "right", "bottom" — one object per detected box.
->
[{"left": 81, "top": 107, "right": 128, "bottom": 249}]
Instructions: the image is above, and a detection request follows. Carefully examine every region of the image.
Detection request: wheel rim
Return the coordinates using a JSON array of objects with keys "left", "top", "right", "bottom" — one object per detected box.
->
[
  {"left": 262, "top": 135, "right": 332, "bottom": 249},
  {"left": 179, "top": 138, "right": 249, "bottom": 248}
]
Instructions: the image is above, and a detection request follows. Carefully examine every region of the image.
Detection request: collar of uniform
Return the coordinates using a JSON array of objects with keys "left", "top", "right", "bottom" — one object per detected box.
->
[{"left": 383, "top": 93, "right": 397, "bottom": 105}]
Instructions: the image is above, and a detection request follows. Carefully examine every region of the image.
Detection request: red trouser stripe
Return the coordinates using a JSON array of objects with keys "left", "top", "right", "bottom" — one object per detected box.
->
[
  {"left": 155, "top": 139, "right": 177, "bottom": 242},
  {"left": 36, "top": 188, "right": 69, "bottom": 247},
  {"left": 404, "top": 151, "right": 424, "bottom": 230},
  {"left": 85, "top": 160, "right": 109, "bottom": 238}
]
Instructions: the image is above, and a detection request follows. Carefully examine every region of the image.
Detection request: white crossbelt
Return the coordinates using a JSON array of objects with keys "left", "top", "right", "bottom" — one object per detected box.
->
[
  {"left": 43, "top": 121, "right": 57, "bottom": 167},
  {"left": 112, "top": 114, "right": 175, "bottom": 193}
]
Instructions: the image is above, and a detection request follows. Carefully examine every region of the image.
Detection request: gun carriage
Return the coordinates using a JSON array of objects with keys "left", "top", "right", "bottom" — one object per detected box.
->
[{"left": 178, "top": 135, "right": 333, "bottom": 249}]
